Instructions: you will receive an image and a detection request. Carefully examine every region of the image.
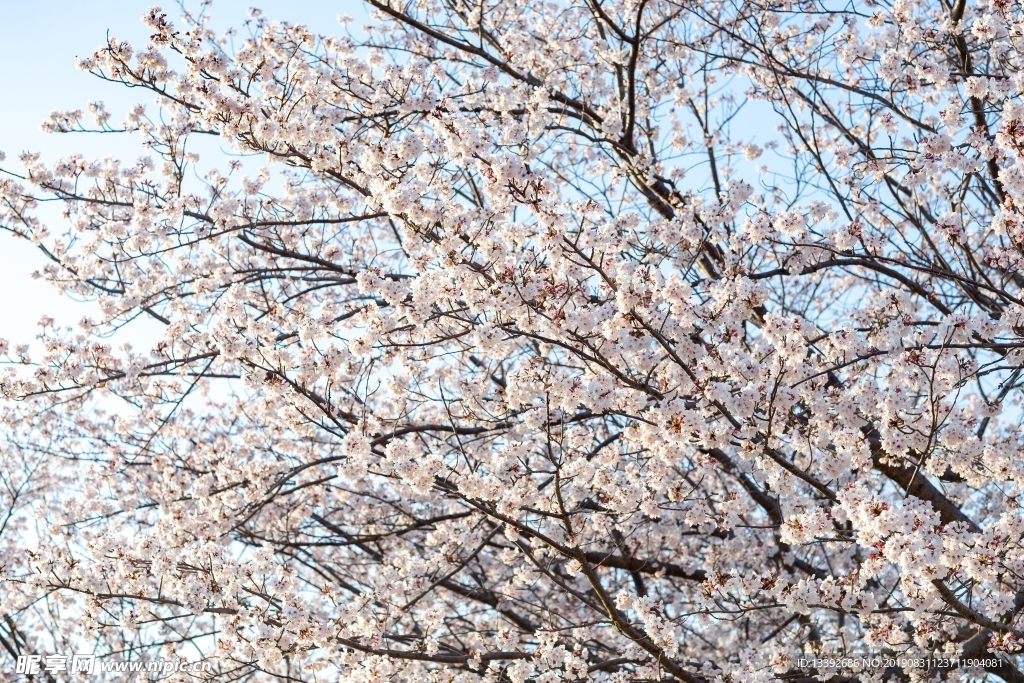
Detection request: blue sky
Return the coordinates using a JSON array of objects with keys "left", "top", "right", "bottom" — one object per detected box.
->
[{"left": 0, "top": 1, "right": 368, "bottom": 347}]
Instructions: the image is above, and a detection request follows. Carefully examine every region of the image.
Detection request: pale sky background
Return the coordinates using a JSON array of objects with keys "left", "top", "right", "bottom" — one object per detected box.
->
[{"left": 0, "top": 0, "right": 369, "bottom": 349}]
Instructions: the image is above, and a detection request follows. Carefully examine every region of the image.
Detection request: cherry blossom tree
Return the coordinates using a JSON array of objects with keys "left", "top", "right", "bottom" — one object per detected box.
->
[{"left": 3, "top": 0, "right": 1024, "bottom": 680}]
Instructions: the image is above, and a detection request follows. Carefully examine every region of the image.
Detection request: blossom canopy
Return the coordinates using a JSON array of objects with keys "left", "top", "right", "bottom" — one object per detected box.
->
[{"left": 2, "top": 0, "right": 1024, "bottom": 681}]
